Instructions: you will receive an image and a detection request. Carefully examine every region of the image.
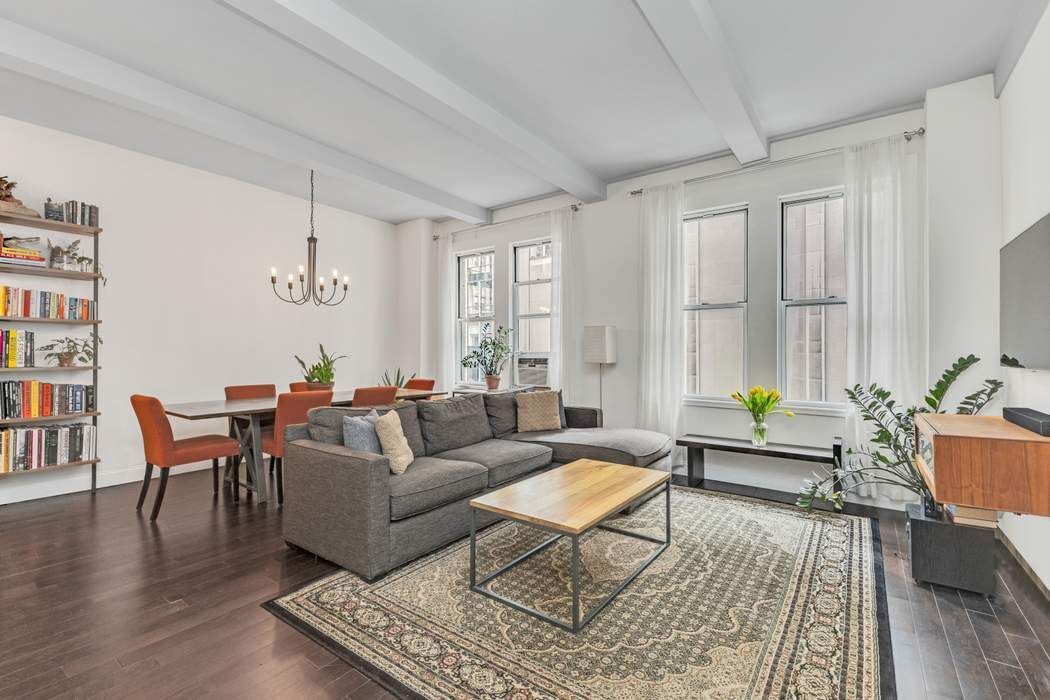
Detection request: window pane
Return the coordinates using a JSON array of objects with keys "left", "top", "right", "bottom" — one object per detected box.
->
[
  {"left": 684, "top": 210, "right": 747, "bottom": 305},
  {"left": 684, "top": 307, "right": 744, "bottom": 396},
  {"left": 518, "top": 317, "right": 551, "bottom": 353},
  {"left": 459, "top": 252, "right": 494, "bottom": 318},
  {"left": 785, "top": 303, "right": 846, "bottom": 402},
  {"left": 515, "top": 242, "right": 551, "bottom": 282},
  {"left": 783, "top": 197, "right": 845, "bottom": 300},
  {"left": 516, "top": 282, "right": 551, "bottom": 315},
  {"left": 460, "top": 321, "right": 484, "bottom": 383}
]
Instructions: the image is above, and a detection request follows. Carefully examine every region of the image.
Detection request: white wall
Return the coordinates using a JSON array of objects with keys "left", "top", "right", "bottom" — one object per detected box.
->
[
  {"left": 0, "top": 115, "right": 398, "bottom": 505},
  {"left": 998, "top": 4, "right": 1050, "bottom": 589}
]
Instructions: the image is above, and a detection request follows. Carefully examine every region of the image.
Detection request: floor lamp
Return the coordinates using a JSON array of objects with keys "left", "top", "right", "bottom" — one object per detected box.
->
[{"left": 583, "top": 326, "right": 617, "bottom": 414}]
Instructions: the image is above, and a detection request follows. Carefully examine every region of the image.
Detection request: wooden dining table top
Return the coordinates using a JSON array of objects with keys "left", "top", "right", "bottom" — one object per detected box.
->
[{"left": 164, "top": 387, "right": 445, "bottom": 420}]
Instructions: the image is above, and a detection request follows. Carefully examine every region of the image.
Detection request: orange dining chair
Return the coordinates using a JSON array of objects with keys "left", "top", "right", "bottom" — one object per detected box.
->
[
  {"left": 352, "top": 386, "right": 398, "bottom": 407},
  {"left": 261, "top": 390, "right": 333, "bottom": 504},
  {"left": 404, "top": 377, "right": 436, "bottom": 391},
  {"left": 130, "top": 395, "right": 241, "bottom": 521},
  {"left": 224, "top": 384, "right": 277, "bottom": 492}
]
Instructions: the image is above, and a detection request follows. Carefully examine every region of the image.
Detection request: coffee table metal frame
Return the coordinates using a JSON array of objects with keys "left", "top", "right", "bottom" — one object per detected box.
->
[{"left": 468, "top": 479, "right": 671, "bottom": 633}]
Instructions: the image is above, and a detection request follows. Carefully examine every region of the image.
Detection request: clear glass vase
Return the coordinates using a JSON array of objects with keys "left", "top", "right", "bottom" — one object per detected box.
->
[{"left": 750, "top": 420, "right": 768, "bottom": 447}]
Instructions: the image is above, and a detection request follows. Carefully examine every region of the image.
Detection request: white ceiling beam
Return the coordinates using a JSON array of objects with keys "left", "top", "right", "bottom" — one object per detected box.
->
[
  {"left": 0, "top": 17, "right": 489, "bottom": 224},
  {"left": 635, "top": 0, "right": 768, "bottom": 164},
  {"left": 218, "top": 0, "right": 607, "bottom": 203}
]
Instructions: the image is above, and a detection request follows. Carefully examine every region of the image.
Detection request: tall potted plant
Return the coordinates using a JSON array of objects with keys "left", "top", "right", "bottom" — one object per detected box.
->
[
  {"left": 294, "top": 344, "right": 346, "bottom": 390},
  {"left": 461, "top": 323, "right": 512, "bottom": 390}
]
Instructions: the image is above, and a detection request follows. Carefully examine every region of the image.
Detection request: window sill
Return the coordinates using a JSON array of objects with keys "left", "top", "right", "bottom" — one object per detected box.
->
[{"left": 682, "top": 396, "right": 846, "bottom": 418}]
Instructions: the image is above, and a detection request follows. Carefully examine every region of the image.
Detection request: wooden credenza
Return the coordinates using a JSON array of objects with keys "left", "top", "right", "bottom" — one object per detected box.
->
[{"left": 914, "top": 414, "right": 1050, "bottom": 516}]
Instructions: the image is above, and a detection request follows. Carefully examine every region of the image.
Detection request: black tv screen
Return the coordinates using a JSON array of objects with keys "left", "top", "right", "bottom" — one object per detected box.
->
[{"left": 1001, "top": 211, "right": 1050, "bottom": 370}]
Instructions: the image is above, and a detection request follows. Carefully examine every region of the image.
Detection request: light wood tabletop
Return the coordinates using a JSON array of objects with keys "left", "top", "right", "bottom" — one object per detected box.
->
[{"left": 470, "top": 459, "right": 670, "bottom": 535}]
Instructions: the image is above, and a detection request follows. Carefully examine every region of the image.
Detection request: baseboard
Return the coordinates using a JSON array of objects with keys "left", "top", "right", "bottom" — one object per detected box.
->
[{"left": 997, "top": 526, "right": 1050, "bottom": 602}]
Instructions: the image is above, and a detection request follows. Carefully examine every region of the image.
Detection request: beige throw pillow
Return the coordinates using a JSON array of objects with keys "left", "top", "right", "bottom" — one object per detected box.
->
[
  {"left": 516, "top": 391, "right": 563, "bottom": 432},
  {"left": 375, "top": 410, "right": 414, "bottom": 474}
]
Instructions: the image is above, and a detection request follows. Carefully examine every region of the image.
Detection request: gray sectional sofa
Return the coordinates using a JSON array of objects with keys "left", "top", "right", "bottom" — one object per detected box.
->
[{"left": 282, "top": 392, "right": 672, "bottom": 580}]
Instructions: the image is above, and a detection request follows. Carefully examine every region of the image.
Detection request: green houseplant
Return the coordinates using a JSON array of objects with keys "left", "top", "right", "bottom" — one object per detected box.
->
[
  {"left": 797, "top": 354, "right": 1003, "bottom": 513},
  {"left": 730, "top": 386, "right": 794, "bottom": 446},
  {"left": 380, "top": 368, "right": 417, "bottom": 388},
  {"left": 38, "top": 335, "right": 100, "bottom": 367},
  {"left": 294, "top": 344, "right": 345, "bottom": 389},
  {"left": 460, "top": 323, "right": 512, "bottom": 390}
]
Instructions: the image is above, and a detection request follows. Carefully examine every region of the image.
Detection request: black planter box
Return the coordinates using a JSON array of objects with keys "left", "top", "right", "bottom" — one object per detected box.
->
[{"left": 906, "top": 502, "right": 996, "bottom": 594}]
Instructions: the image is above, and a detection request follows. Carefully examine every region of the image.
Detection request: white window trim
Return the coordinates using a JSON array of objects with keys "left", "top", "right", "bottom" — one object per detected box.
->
[
  {"left": 682, "top": 205, "right": 749, "bottom": 401},
  {"left": 776, "top": 187, "right": 846, "bottom": 407},
  {"left": 511, "top": 237, "right": 553, "bottom": 386},
  {"left": 456, "top": 247, "right": 495, "bottom": 388},
  {"left": 681, "top": 395, "right": 846, "bottom": 418}
]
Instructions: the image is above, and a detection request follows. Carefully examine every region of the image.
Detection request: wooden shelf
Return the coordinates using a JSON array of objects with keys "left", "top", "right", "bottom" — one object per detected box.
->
[
  {"left": 0, "top": 263, "right": 100, "bottom": 281},
  {"left": 0, "top": 213, "right": 101, "bottom": 237},
  {"left": 0, "top": 366, "right": 99, "bottom": 373},
  {"left": 0, "top": 411, "right": 100, "bottom": 427},
  {"left": 0, "top": 459, "right": 100, "bottom": 480},
  {"left": 0, "top": 318, "right": 99, "bottom": 325}
]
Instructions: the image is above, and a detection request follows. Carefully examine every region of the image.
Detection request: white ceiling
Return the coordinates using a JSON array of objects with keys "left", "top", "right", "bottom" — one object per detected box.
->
[{"left": 0, "top": 0, "right": 1029, "bottom": 223}]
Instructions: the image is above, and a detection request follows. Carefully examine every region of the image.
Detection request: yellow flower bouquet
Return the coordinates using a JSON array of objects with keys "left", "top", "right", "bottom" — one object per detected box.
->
[{"left": 730, "top": 386, "right": 794, "bottom": 446}]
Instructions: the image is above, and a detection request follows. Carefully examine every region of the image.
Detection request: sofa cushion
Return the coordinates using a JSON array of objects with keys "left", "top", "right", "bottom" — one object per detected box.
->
[
  {"left": 376, "top": 410, "right": 415, "bottom": 475},
  {"left": 516, "top": 391, "right": 563, "bottom": 432},
  {"left": 435, "top": 438, "right": 552, "bottom": 487},
  {"left": 342, "top": 410, "right": 380, "bottom": 453},
  {"left": 416, "top": 394, "right": 494, "bottom": 455},
  {"left": 483, "top": 391, "right": 521, "bottom": 437},
  {"left": 388, "top": 456, "right": 488, "bottom": 521},
  {"left": 510, "top": 428, "right": 671, "bottom": 467},
  {"left": 308, "top": 403, "right": 425, "bottom": 457}
]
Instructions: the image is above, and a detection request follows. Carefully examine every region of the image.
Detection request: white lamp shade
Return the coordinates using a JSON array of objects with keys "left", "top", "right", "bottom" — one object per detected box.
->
[{"left": 583, "top": 325, "right": 617, "bottom": 364}]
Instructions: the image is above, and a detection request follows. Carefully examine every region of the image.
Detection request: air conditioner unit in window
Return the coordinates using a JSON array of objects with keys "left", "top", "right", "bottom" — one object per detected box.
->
[{"left": 516, "top": 357, "right": 548, "bottom": 386}]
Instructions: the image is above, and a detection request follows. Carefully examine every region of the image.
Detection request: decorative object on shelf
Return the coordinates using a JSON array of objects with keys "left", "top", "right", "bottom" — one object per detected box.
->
[
  {"left": 730, "top": 386, "right": 793, "bottom": 447},
  {"left": 46, "top": 239, "right": 105, "bottom": 283},
  {"left": 797, "top": 354, "right": 1003, "bottom": 512},
  {"left": 270, "top": 169, "right": 349, "bottom": 306},
  {"left": 583, "top": 325, "right": 617, "bottom": 414},
  {"left": 0, "top": 234, "right": 47, "bottom": 268},
  {"left": 38, "top": 335, "right": 100, "bottom": 367},
  {"left": 43, "top": 198, "right": 63, "bottom": 222},
  {"left": 380, "top": 368, "right": 417, "bottom": 388},
  {"left": 461, "top": 323, "right": 512, "bottom": 390},
  {"left": 0, "top": 177, "right": 40, "bottom": 218},
  {"left": 294, "top": 344, "right": 345, "bottom": 389}
]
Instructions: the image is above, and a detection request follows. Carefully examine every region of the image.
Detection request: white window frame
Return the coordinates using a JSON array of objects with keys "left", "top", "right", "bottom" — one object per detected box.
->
[
  {"left": 777, "top": 187, "right": 847, "bottom": 409},
  {"left": 682, "top": 204, "right": 749, "bottom": 400},
  {"left": 511, "top": 238, "right": 553, "bottom": 387},
  {"left": 456, "top": 248, "right": 495, "bottom": 387}
]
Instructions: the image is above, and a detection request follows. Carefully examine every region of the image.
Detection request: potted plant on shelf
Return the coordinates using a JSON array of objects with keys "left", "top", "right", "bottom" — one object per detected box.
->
[
  {"left": 461, "top": 323, "right": 512, "bottom": 390},
  {"left": 38, "top": 335, "right": 101, "bottom": 367},
  {"left": 730, "top": 386, "right": 794, "bottom": 447},
  {"left": 294, "top": 344, "right": 345, "bottom": 390}
]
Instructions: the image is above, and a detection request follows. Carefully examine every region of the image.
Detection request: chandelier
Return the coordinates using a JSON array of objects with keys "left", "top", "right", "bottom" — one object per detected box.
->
[{"left": 270, "top": 169, "right": 349, "bottom": 306}]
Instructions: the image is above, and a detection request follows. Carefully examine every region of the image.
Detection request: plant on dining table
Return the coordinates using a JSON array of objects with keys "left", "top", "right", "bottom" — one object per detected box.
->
[
  {"left": 295, "top": 344, "right": 345, "bottom": 386},
  {"left": 730, "top": 386, "right": 794, "bottom": 447},
  {"left": 380, "top": 367, "right": 417, "bottom": 388}
]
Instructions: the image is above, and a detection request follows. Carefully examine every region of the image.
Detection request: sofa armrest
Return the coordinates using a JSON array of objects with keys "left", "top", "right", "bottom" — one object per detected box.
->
[
  {"left": 565, "top": 406, "right": 603, "bottom": 428},
  {"left": 282, "top": 439, "right": 392, "bottom": 580}
]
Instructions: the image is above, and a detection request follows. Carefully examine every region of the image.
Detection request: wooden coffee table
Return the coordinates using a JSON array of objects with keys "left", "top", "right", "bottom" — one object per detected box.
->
[{"left": 469, "top": 458, "right": 671, "bottom": 632}]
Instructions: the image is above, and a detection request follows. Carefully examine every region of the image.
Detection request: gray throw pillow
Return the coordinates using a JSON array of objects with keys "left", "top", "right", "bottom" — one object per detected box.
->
[{"left": 342, "top": 409, "right": 381, "bottom": 453}]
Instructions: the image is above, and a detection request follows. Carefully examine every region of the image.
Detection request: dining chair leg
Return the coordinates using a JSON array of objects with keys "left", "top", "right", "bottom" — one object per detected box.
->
[
  {"left": 212, "top": 459, "right": 219, "bottom": 493},
  {"left": 232, "top": 458, "right": 240, "bottom": 502},
  {"left": 150, "top": 469, "right": 170, "bottom": 521},
  {"left": 136, "top": 462, "right": 154, "bottom": 511},
  {"left": 276, "top": 457, "right": 284, "bottom": 506},
  {"left": 268, "top": 454, "right": 275, "bottom": 476}
]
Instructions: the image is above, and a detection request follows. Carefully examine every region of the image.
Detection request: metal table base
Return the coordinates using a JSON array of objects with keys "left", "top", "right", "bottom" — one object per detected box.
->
[{"left": 469, "top": 480, "right": 671, "bottom": 633}]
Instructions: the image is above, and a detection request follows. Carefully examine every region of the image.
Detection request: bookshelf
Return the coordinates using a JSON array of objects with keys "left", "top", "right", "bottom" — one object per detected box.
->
[{"left": 0, "top": 212, "right": 100, "bottom": 488}]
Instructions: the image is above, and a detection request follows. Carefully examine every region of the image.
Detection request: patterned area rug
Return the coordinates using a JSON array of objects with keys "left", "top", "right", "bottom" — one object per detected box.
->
[{"left": 265, "top": 487, "right": 892, "bottom": 699}]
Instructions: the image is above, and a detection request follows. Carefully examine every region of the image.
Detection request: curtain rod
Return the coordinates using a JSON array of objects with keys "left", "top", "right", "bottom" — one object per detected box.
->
[
  {"left": 438, "top": 203, "right": 579, "bottom": 240},
  {"left": 628, "top": 127, "right": 926, "bottom": 196}
]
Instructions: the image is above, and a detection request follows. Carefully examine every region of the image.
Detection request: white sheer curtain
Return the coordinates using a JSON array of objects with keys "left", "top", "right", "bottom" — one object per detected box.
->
[
  {"left": 638, "top": 183, "right": 685, "bottom": 449},
  {"left": 549, "top": 207, "right": 578, "bottom": 400},
  {"left": 433, "top": 232, "right": 456, "bottom": 392},
  {"left": 844, "top": 135, "right": 927, "bottom": 501}
]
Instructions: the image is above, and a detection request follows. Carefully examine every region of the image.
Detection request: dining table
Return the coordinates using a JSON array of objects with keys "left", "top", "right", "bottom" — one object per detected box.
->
[{"left": 163, "top": 387, "right": 445, "bottom": 503}]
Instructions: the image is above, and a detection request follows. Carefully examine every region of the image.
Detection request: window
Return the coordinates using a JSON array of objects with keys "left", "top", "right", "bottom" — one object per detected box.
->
[
  {"left": 683, "top": 208, "right": 747, "bottom": 396},
  {"left": 457, "top": 250, "right": 495, "bottom": 384},
  {"left": 781, "top": 193, "right": 846, "bottom": 403},
  {"left": 513, "top": 241, "right": 552, "bottom": 385}
]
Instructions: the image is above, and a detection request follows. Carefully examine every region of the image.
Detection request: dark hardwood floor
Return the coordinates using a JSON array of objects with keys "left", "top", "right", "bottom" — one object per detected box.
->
[{"left": 2, "top": 469, "right": 1049, "bottom": 699}]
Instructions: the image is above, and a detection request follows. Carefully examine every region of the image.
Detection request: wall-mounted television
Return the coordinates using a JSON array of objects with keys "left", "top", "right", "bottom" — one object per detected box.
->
[{"left": 1001, "top": 211, "right": 1050, "bottom": 370}]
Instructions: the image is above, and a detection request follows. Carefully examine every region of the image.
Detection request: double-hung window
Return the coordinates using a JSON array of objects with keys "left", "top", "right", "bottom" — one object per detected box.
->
[
  {"left": 683, "top": 207, "right": 747, "bottom": 397},
  {"left": 513, "top": 241, "right": 552, "bottom": 386},
  {"left": 780, "top": 191, "right": 846, "bottom": 404},
  {"left": 457, "top": 250, "right": 495, "bottom": 385}
]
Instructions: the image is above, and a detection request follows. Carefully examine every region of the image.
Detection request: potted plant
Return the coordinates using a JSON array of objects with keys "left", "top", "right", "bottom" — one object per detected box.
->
[
  {"left": 47, "top": 239, "right": 106, "bottom": 284},
  {"left": 461, "top": 323, "right": 512, "bottom": 390},
  {"left": 38, "top": 335, "right": 101, "bottom": 367},
  {"left": 730, "top": 386, "right": 794, "bottom": 446},
  {"left": 797, "top": 354, "right": 1003, "bottom": 514},
  {"left": 380, "top": 368, "right": 417, "bottom": 388},
  {"left": 294, "top": 344, "right": 345, "bottom": 390}
]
